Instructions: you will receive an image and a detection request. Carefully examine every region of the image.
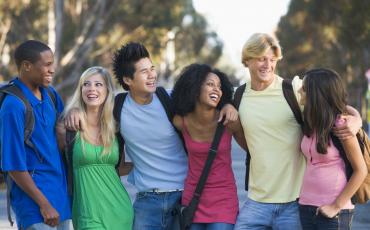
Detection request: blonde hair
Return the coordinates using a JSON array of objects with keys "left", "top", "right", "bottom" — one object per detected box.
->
[
  {"left": 241, "top": 33, "right": 283, "bottom": 67},
  {"left": 64, "top": 66, "right": 116, "bottom": 155}
]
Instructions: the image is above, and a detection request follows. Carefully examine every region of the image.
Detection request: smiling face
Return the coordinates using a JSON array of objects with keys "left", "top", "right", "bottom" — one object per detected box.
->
[
  {"left": 245, "top": 48, "right": 277, "bottom": 87},
  {"left": 199, "top": 72, "right": 222, "bottom": 108},
  {"left": 81, "top": 73, "right": 108, "bottom": 109},
  {"left": 24, "top": 50, "right": 55, "bottom": 88},
  {"left": 123, "top": 57, "right": 157, "bottom": 96}
]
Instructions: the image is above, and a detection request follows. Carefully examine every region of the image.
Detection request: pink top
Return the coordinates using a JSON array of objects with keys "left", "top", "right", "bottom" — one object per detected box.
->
[
  {"left": 299, "top": 126, "right": 354, "bottom": 209},
  {"left": 181, "top": 120, "right": 238, "bottom": 224}
]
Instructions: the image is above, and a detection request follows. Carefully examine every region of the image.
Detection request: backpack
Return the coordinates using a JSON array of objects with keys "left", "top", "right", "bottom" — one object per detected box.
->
[
  {"left": 233, "top": 79, "right": 303, "bottom": 191},
  {"left": 331, "top": 130, "right": 370, "bottom": 204},
  {"left": 113, "top": 86, "right": 186, "bottom": 153},
  {"left": 0, "top": 80, "right": 57, "bottom": 226}
]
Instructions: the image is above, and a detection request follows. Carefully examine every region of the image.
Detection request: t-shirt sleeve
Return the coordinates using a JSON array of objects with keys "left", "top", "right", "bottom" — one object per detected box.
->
[
  {"left": 292, "top": 75, "right": 303, "bottom": 112},
  {"left": 0, "top": 97, "right": 28, "bottom": 171}
]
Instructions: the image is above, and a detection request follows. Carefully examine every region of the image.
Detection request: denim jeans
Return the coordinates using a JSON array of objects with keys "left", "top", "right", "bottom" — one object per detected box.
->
[
  {"left": 133, "top": 190, "right": 182, "bottom": 230},
  {"left": 299, "top": 205, "right": 354, "bottom": 230},
  {"left": 26, "top": 220, "right": 72, "bottom": 230},
  {"left": 234, "top": 197, "right": 301, "bottom": 230},
  {"left": 191, "top": 223, "right": 234, "bottom": 230}
]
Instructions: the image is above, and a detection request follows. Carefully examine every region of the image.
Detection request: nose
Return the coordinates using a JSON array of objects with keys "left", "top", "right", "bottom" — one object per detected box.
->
[
  {"left": 49, "top": 65, "right": 55, "bottom": 74},
  {"left": 148, "top": 69, "right": 157, "bottom": 79}
]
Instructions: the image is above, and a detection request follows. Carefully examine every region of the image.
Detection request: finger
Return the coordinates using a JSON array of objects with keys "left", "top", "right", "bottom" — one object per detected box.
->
[
  {"left": 218, "top": 111, "right": 224, "bottom": 122},
  {"left": 73, "top": 116, "right": 80, "bottom": 130},
  {"left": 316, "top": 208, "right": 319, "bottom": 216}
]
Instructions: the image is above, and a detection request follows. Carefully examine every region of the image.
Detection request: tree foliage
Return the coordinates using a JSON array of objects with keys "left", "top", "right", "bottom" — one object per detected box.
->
[
  {"left": 276, "top": 0, "right": 370, "bottom": 111},
  {"left": 0, "top": 0, "right": 223, "bottom": 99}
]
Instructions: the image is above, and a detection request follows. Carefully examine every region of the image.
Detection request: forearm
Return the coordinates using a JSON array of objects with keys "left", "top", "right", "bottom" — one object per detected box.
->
[
  {"left": 9, "top": 171, "right": 51, "bottom": 208},
  {"left": 334, "top": 138, "right": 367, "bottom": 208}
]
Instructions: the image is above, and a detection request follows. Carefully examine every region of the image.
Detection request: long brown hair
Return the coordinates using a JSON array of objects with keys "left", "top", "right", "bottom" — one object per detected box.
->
[{"left": 303, "top": 68, "right": 347, "bottom": 154}]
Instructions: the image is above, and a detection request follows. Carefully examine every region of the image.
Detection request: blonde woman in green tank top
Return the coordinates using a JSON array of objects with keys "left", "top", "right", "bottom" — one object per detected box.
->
[{"left": 58, "top": 66, "right": 133, "bottom": 229}]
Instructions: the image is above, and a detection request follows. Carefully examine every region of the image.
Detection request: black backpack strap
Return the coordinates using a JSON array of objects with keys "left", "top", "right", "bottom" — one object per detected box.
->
[
  {"left": 115, "top": 132, "right": 125, "bottom": 174},
  {"left": 233, "top": 83, "right": 246, "bottom": 109},
  {"left": 1, "top": 84, "right": 43, "bottom": 162},
  {"left": 156, "top": 87, "right": 188, "bottom": 155},
  {"left": 282, "top": 79, "right": 304, "bottom": 131},
  {"left": 155, "top": 87, "right": 174, "bottom": 121},
  {"left": 232, "top": 83, "right": 251, "bottom": 191},
  {"left": 45, "top": 87, "right": 57, "bottom": 112},
  {"left": 113, "top": 92, "right": 128, "bottom": 172},
  {"left": 65, "top": 130, "right": 77, "bottom": 196},
  {"left": 113, "top": 92, "right": 128, "bottom": 125}
]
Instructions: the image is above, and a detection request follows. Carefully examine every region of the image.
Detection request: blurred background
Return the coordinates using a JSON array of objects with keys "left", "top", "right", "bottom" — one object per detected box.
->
[
  {"left": 0, "top": 0, "right": 370, "bottom": 229},
  {"left": 0, "top": 0, "right": 369, "bottom": 120}
]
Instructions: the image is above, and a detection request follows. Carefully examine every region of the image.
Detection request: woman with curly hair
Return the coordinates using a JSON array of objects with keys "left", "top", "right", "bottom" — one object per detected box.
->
[{"left": 172, "top": 63, "right": 247, "bottom": 230}]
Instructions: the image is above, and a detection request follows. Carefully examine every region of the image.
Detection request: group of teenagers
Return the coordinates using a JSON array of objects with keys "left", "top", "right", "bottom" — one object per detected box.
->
[{"left": 0, "top": 32, "right": 368, "bottom": 230}]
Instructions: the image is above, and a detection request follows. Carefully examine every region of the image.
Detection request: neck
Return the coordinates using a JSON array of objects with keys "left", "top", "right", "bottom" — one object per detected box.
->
[
  {"left": 250, "top": 75, "right": 275, "bottom": 91},
  {"left": 18, "top": 74, "right": 42, "bottom": 99},
  {"left": 86, "top": 107, "right": 101, "bottom": 128},
  {"left": 190, "top": 104, "right": 218, "bottom": 125},
  {"left": 129, "top": 91, "right": 153, "bottom": 105}
]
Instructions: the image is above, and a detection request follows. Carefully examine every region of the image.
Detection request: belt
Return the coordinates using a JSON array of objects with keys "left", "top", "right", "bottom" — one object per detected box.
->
[{"left": 142, "top": 188, "right": 183, "bottom": 193}]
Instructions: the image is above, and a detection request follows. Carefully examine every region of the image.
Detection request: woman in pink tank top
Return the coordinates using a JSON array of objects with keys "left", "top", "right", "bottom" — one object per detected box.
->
[
  {"left": 298, "top": 68, "right": 367, "bottom": 230},
  {"left": 171, "top": 64, "right": 247, "bottom": 230}
]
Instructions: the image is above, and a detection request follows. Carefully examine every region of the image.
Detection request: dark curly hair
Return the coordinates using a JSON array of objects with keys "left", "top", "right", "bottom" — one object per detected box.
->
[
  {"left": 172, "top": 63, "right": 233, "bottom": 116},
  {"left": 112, "top": 42, "right": 150, "bottom": 91}
]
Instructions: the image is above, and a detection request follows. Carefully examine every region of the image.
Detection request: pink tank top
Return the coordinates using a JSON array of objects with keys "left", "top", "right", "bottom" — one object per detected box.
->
[
  {"left": 299, "top": 132, "right": 354, "bottom": 209},
  {"left": 181, "top": 119, "right": 238, "bottom": 224}
]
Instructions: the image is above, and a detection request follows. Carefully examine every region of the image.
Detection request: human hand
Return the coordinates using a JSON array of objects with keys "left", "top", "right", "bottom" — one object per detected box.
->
[
  {"left": 332, "top": 114, "right": 361, "bottom": 140},
  {"left": 64, "top": 108, "right": 83, "bottom": 131},
  {"left": 40, "top": 203, "right": 60, "bottom": 227},
  {"left": 316, "top": 204, "right": 341, "bottom": 218},
  {"left": 218, "top": 103, "right": 238, "bottom": 125}
]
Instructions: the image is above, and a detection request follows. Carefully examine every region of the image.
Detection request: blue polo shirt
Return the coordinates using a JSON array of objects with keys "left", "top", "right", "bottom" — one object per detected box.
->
[{"left": 0, "top": 78, "right": 71, "bottom": 229}]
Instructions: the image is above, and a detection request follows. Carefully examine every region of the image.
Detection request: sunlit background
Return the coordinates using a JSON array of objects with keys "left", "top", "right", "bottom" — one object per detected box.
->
[{"left": 1, "top": 0, "right": 370, "bottom": 229}]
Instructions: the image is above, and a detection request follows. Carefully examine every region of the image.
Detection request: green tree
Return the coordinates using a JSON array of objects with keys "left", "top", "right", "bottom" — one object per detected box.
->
[
  {"left": 0, "top": 0, "right": 223, "bottom": 99},
  {"left": 276, "top": 0, "right": 370, "bottom": 112}
]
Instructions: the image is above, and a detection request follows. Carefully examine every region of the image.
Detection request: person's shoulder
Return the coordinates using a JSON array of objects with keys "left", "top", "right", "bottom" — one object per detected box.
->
[{"left": 1, "top": 93, "right": 27, "bottom": 112}]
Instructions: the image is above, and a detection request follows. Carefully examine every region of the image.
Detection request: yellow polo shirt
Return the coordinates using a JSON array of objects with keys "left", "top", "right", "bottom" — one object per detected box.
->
[{"left": 239, "top": 75, "right": 306, "bottom": 203}]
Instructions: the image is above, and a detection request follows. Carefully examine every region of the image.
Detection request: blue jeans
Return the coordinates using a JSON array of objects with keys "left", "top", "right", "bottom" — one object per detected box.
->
[
  {"left": 299, "top": 205, "right": 354, "bottom": 230},
  {"left": 26, "top": 220, "right": 72, "bottom": 230},
  {"left": 191, "top": 223, "right": 234, "bottom": 230},
  {"left": 234, "top": 197, "right": 301, "bottom": 230},
  {"left": 133, "top": 190, "right": 181, "bottom": 230}
]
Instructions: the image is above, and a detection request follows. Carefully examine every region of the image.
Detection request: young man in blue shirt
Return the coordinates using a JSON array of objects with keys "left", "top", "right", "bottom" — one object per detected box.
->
[{"left": 0, "top": 40, "right": 71, "bottom": 229}]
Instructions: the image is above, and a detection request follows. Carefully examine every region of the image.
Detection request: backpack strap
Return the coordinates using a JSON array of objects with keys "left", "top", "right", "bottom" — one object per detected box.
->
[
  {"left": 232, "top": 83, "right": 251, "bottom": 190},
  {"left": 65, "top": 130, "right": 77, "bottom": 196},
  {"left": 113, "top": 92, "right": 128, "bottom": 125},
  {"left": 155, "top": 87, "right": 188, "bottom": 154},
  {"left": 233, "top": 83, "right": 246, "bottom": 109},
  {"left": 0, "top": 84, "right": 43, "bottom": 162},
  {"left": 45, "top": 87, "right": 57, "bottom": 113},
  {"left": 115, "top": 132, "right": 125, "bottom": 174},
  {"left": 155, "top": 87, "right": 174, "bottom": 121},
  {"left": 282, "top": 79, "right": 304, "bottom": 130}
]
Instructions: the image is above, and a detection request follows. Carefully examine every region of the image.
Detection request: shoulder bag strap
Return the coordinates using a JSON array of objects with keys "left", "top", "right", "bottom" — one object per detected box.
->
[{"left": 186, "top": 121, "right": 225, "bottom": 210}]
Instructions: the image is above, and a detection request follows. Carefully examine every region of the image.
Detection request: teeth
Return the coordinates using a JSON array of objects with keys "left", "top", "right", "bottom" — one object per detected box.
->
[{"left": 210, "top": 94, "right": 219, "bottom": 100}]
